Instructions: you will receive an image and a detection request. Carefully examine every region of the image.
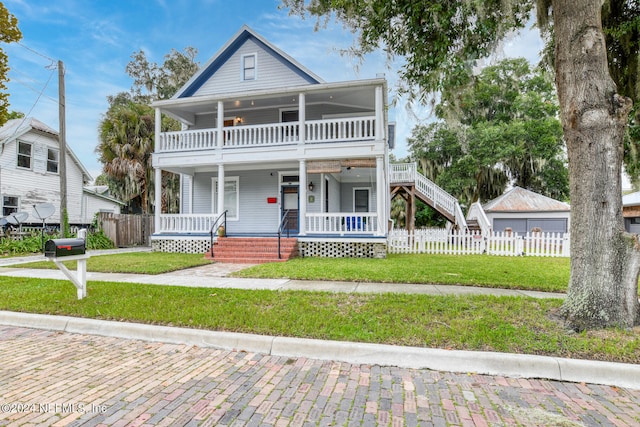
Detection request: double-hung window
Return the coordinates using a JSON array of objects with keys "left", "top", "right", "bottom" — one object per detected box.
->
[
  {"left": 2, "top": 196, "right": 19, "bottom": 216},
  {"left": 17, "top": 141, "right": 32, "bottom": 169},
  {"left": 212, "top": 177, "right": 239, "bottom": 220},
  {"left": 47, "top": 148, "right": 59, "bottom": 173},
  {"left": 242, "top": 54, "right": 256, "bottom": 81}
]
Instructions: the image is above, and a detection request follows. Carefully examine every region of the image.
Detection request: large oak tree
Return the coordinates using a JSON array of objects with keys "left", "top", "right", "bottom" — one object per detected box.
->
[
  {"left": 409, "top": 58, "right": 568, "bottom": 208},
  {"left": 283, "top": 0, "right": 640, "bottom": 330}
]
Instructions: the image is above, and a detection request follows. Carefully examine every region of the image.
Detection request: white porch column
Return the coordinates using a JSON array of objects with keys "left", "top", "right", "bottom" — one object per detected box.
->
[
  {"left": 154, "top": 167, "right": 162, "bottom": 232},
  {"left": 187, "top": 174, "right": 193, "bottom": 214},
  {"left": 299, "top": 159, "right": 307, "bottom": 236},
  {"left": 217, "top": 164, "right": 225, "bottom": 215},
  {"left": 216, "top": 101, "right": 224, "bottom": 148},
  {"left": 376, "top": 155, "right": 385, "bottom": 236},
  {"left": 154, "top": 108, "right": 162, "bottom": 151},
  {"left": 375, "top": 85, "right": 384, "bottom": 140},
  {"left": 298, "top": 93, "right": 305, "bottom": 144}
]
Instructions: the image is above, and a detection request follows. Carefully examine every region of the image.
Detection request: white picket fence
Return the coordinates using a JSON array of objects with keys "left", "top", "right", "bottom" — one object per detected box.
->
[{"left": 388, "top": 229, "right": 570, "bottom": 257}]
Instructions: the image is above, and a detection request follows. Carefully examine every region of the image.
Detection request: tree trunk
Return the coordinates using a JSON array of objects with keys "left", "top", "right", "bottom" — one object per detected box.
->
[{"left": 553, "top": 0, "right": 640, "bottom": 330}]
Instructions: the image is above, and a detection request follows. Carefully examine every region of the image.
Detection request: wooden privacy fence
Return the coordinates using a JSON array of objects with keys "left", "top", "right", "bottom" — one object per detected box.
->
[
  {"left": 97, "top": 213, "right": 154, "bottom": 247},
  {"left": 388, "top": 228, "right": 570, "bottom": 257}
]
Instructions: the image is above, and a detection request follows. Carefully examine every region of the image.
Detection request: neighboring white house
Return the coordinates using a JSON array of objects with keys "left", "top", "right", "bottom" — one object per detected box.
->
[
  {"left": 477, "top": 186, "right": 571, "bottom": 234},
  {"left": 0, "top": 117, "right": 117, "bottom": 226},
  {"left": 82, "top": 186, "right": 125, "bottom": 222},
  {"left": 150, "top": 25, "right": 391, "bottom": 258}
]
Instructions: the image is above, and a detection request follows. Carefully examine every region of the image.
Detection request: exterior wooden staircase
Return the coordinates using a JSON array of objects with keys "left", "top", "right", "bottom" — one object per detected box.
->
[
  {"left": 207, "top": 237, "right": 299, "bottom": 263},
  {"left": 390, "top": 163, "right": 467, "bottom": 230}
]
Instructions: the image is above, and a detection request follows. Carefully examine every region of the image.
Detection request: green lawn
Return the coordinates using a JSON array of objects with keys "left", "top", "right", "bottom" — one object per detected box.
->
[
  {"left": 0, "top": 276, "right": 637, "bottom": 364},
  {"left": 11, "top": 252, "right": 211, "bottom": 274},
  {"left": 2, "top": 251, "right": 638, "bottom": 364},
  {"left": 232, "top": 254, "right": 571, "bottom": 293}
]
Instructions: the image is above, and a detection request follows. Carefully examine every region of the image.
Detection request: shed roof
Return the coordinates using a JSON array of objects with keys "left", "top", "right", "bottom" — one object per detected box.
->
[
  {"left": 483, "top": 186, "right": 570, "bottom": 213},
  {"left": 623, "top": 191, "right": 640, "bottom": 207}
]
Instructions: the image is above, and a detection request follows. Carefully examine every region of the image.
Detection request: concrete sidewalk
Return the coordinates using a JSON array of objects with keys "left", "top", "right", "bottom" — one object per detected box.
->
[
  {"left": 0, "top": 251, "right": 565, "bottom": 299},
  {"left": 1, "top": 250, "right": 638, "bottom": 392}
]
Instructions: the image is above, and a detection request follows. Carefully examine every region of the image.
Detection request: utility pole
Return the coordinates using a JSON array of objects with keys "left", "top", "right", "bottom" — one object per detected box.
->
[{"left": 58, "top": 60, "right": 68, "bottom": 237}]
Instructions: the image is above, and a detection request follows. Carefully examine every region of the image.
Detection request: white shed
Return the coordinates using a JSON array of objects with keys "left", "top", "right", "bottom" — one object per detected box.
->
[{"left": 483, "top": 187, "right": 571, "bottom": 234}]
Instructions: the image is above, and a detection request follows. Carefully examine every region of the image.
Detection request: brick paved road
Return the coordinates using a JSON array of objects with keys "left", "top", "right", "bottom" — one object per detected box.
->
[{"left": 0, "top": 326, "right": 638, "bottom": 427}]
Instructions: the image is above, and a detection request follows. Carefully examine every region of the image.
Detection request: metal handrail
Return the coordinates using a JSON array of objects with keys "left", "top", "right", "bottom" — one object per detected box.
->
[
  {"left": 209, "top": 210, "right": 228, "bottom": 257},
  {"left": 277, "top": 210, "right": 291, "bottom": 259}
]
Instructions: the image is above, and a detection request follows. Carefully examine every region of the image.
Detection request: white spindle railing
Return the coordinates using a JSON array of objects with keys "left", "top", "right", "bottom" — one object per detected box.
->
[
  {"left": 306, "top": 117, "right": 376, "bottom": 143},
  {"left": 466, "top": 202, "right": 492, "bottom": 235},
  {"left": 224, "top": 122, "right": 299, "bottom": 147},
  {"left": 390, "top": 163, "right": 467, "bottom": 229},
  {"left": 157, "top": 116, "right": 378, "bottom": 153},
  {"left": 158, "top": 214, "right": 217, "bottom": 233},
  {"left": 306, "top": 213, "right": 378, "bottom": 234},
  {"left": 389, "top": 162, "right": 414, "bottom": 182},
  {"left": 158, "top": 129, "right": 217, "bottom": 152}
]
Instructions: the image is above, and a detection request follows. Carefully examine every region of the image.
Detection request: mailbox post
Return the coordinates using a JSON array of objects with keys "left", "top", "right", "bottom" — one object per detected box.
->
[{"left": 44, "top": 229, "right": 90, "bottom": 299}]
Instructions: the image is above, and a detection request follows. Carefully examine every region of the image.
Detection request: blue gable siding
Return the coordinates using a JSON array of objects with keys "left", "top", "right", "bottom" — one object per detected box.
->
[{"left": 179, "top": 30, "right": 321, "bottom": 98}]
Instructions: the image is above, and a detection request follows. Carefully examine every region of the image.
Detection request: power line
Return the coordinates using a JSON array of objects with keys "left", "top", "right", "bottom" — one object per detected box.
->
[
  {"left": 8, "top": 68, "right": 58, "bottom": 103},
  {"left": 4, "top": 67, "right": 56, "bottom": 142},
  {"left": 15, "top": 41, "right": 56, "bottom": 66}
]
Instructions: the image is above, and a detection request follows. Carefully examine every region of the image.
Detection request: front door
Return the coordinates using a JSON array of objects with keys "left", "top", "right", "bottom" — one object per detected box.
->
[{"left": 281, "top": 186, "right": 299, "bottom": 234}]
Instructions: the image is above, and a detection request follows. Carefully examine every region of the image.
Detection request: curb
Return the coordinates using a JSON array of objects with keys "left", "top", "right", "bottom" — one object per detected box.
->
[{"left": 1, "top": 310, "right": 638, "bottom": 390}]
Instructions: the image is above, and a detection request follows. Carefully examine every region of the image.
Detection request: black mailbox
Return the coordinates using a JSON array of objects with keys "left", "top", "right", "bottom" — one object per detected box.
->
[{"left": 44, "top": 238, "right": 86, "bottom": 258}]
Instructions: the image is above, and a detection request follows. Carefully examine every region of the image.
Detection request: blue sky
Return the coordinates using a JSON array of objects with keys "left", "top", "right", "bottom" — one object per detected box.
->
[{"left": 3, "top": 0, "right": 543, "bottom": 181}]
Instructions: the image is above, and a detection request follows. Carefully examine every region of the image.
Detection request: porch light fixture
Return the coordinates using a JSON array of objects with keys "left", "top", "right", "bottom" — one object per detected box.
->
[
  {"left": 235, "top": 116, "right": 242, "bottom": 124},
  {"left": 308, "top": 181, "right": 315, "bottom": 192}
]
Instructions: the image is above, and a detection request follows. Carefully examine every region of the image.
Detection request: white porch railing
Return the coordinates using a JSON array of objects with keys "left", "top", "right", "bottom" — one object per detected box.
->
[
  {"left": 306, "top": 213, "right": 379, "bottom": 234},
  {"left": 158, "top": 129, "right": 217, "bottom": 152},
  {"left": 224, "top": 122, "right": 299, "bottom": 147},
  {"left": 390, "top": 163, "right": 467, "bottom": 229},
  {"left": 306, "top": 117, "right": 376, "bottom": 143},
  {"left": 158, "top": 214, "right": 217, "bottom": 233},
  {"left": 156, "top": 116, "right": 377, "bottom": 153},
  {"left": 466, "top": 202, "right": 492, "bottom": 235},
  {"left": 388, "top": 228, "right": 570, "bottom": 257}
]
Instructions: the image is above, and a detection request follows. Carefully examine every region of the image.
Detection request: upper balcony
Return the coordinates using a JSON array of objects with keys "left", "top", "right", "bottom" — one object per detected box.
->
[
  {"left": 157, "top": 116, "right": 376, "bottom": 153},
  {"left": 152, "top": 78, "right": 388, "bottom": 158}
]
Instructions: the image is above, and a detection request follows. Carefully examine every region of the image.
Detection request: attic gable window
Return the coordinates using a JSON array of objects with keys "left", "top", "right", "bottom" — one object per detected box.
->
[
  {"left": 242, "top": 53, "right": 256, "bottom": 81},
  {"left": 47, "top": 148, "right": 59, "bottom": 173},
  {"left": 17, "top": 141, "right": 32, "bottom": 170}
]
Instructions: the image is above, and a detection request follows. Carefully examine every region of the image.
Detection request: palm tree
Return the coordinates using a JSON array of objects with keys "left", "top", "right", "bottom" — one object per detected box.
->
[{"left": 97, "top": 101, "right": 155, "bottom": 213}]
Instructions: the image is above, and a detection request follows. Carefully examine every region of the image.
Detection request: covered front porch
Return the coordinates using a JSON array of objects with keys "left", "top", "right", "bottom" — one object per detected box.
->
[{"left": 151, "top": 156, "right": 389, "bottom": 256}]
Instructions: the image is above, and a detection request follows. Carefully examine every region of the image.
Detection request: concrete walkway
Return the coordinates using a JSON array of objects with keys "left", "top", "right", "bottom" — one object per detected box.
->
[
  {"left": 0, "top": 248, "right": 638, "bottom": 395},
  {"left": 0, "top": 250, "right": 565, "bottom": 299}
]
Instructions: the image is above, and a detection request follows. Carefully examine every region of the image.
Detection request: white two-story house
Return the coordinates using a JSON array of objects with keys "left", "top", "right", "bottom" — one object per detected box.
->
[
  {"left": 151, "top": 26, "right": 391, "bottom": 259},
  {"left": 0, "top": 117, "right": 99, "bottom": 226}
]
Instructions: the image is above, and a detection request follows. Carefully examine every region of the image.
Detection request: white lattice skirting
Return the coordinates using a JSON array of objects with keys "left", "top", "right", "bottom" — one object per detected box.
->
[
  {"left": 300, "top": 240, "right": 386, "bottom": 258},
  {"left": 151, "top": 236, "right": 211, "bottom": 254}
]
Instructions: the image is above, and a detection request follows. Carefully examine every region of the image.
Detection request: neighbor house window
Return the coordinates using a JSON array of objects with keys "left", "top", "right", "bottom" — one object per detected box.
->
[
  {"left": 47, "top": 148, "right": 59, "bottom": 173},
  {"left": 212, "top": 177, "right": 239, "bottom": 220},
  {"left": 242, "top": 54, "right": 256, "bottom": 81},
  {"left": 2, "top": 196, "right": 18, "bottom": 216},
  {"left": 17, "top": 141, "right": 32, "bottom": 169}
]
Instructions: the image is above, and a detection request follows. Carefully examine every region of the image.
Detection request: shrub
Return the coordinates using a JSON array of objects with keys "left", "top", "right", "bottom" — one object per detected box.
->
[
  {"left": 0, "top": 233, "right": 45, "bottom": 255},
  {"left": 85, "top": 229, "right": 114, "bottom": 250}
]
